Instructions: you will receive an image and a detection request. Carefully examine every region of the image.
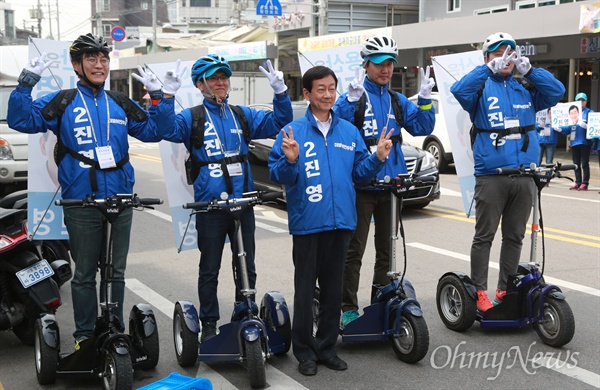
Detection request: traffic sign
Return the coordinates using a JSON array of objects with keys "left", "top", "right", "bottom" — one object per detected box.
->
[
  {"left": 256, "top": 0, "right": 282, "bottom": 16},
  {"left": 111, "top": 26, "right": 126, "bottom": 42}
]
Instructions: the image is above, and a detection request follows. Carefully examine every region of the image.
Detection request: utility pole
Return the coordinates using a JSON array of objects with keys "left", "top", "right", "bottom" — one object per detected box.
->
[
  {"left": 96, "top": 0, "right": 103, "bottom": 37},
  {"left": 56, "top": 0, "right": 60, "bottom": 40},
  {"left": 37, "top": 0, "right": 42, "bottom": 37},
  {"left": 152, "top": 0, "right": 157, "bottom": 53},
  {"left": 47, "top": 2, "right": 53, "bottom": 39}
]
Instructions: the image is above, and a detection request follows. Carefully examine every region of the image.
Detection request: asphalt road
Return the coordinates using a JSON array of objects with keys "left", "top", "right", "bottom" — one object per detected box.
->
[{"left": 0, "top": 142, "right": 598, "bottom": 390}]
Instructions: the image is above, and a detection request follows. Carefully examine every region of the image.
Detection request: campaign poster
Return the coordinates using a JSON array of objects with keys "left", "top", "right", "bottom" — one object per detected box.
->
[
  {"left": 587, "top": 112, "right": 600, "bottom": 139},
  {"left": 551, "top": 101, "right": 582, "bottom": 128},
  {"left": 432, "top": 50, "right": 483, "bottom": 217}
]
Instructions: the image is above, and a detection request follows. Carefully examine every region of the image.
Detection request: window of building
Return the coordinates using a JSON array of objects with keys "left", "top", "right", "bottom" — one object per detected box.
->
[
  {"left": 474, "top": 5, "right": 509, "bottom": 15},
  {"left": 142, "top": 2, "right": 148, "bottom": 9},
  {"left": 516, "top": 0, "right": 556, "bottom": 8},
  {"left": 4, "top": 10, "right": 15, "bottom": 38},
  {"left": 103, "top": 0, "right": 110, "bottom": 12},
  {"left": 447, "top": 0, "right": 461, "bottom": 13},
  {"left": 103, "top": 23, "right": 111, "bottom": 38},
  {"left": 328, "top": 3, "right": 387, "bottom": 34},
  {"left": 190, "top": 0, "right": 210, "bottom": 6}
]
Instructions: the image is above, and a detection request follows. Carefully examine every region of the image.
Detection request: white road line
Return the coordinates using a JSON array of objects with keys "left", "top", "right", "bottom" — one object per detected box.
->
[
  {"left": 407, "top": 243, "right": 600, "bottom": 297},
  {"left": 144, "top": 208, "right": 172, "bottom": 223},
  {"left": 531, "top": 356, "right": 600, "bottom": 388},
  {"left": 125, "top": 278, "right": 307, "bottom": 390},
  {"left": 255, "top": 220, "right": 288, "bottom": 233}
]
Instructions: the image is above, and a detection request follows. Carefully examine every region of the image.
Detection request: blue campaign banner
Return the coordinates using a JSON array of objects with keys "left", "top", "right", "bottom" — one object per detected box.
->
[{"left": 256, "top": 0, "right": 282, "bottom": 16}]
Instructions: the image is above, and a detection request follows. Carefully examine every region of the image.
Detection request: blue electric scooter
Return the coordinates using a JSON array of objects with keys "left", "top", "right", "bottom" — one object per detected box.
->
[
  {"left": 34, "top": 194, "right": 163, "bottom": 390},
  {"left": 436, "top": 163, "right": 576, "bottom": 347},
  {"left": 172, "top": 190, "right": 291, "bottom": 389},
  {"left": 314, "top": 174, "right": 431, "bottom": 363}
]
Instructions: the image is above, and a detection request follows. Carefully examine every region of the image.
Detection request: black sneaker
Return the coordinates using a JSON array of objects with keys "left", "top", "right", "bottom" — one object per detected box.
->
[{"left": 200, "top": 321, "right": 217, "bottom": 343}]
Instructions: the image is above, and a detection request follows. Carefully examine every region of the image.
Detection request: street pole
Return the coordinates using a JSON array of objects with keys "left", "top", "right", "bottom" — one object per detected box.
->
[
  {"left": 152, "top": 0, "right": 157, "bottom": 53},
  {"left": 96, "top": 0, "right": 103, "bottom": 37},
  {"left": 318, "top": 0, "right": 327, "bottom": 35},
  {"left": 37, "top": 0, "right": 42, "bottom": 37},
  {"left": 47, "top": 2, "right": 53, "bottom": 39},
  {"left": 56, "top": 0, "right": 60, "bottom": 40}
]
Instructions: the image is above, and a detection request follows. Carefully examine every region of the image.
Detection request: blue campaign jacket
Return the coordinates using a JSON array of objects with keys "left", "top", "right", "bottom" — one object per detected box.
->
[
  {"left": 451, "top": 64, "right": 565, "bottom": 176},
  {"left": 159, "top": 93, "right": 293, "bottom": 202},
  {"left": 537, "top": 123, "right": 558, "bottom": 145},
  {"left": 559, "top": 106, "right": 594, "bottom": 147},
  {"left": 334, "top": 77, "right": 435, "bottom": 188},
  {"left": 268, "top": 108, "right": 385, "bottom": 236},
  {"left": 7, "top": 83, "right": 174, "bottom": 199}
]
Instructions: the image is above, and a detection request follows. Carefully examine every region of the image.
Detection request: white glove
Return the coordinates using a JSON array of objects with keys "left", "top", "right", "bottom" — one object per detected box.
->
[
  {"left": 418, "top": 66, "right": 435, "bottom": 100},
  {"left": 511, "top": 49, "right": 532, "bottom": 76},
  {"left": 132, "top": 65, "right": 162, "bottom": 92},
  {"left": 579, "top": 121, "right": 588, "bottom": 129},
  {"left": 25, "top": 52, "right": 53, "bottom": 76},
  {"left": 162, "top": 59, "right": 187, "bottom": 95},
  {"left": 347, "top": 68, "right": 366, "bottom": 103},
  {"left": 259, "top": 60, "right": 287, "bottom": 95},
  {"left": 487, "top": 46, "right": 515, "bottom": 74},
  {"left": 553, "top": 127, "right": 562, "bottom": 133}
]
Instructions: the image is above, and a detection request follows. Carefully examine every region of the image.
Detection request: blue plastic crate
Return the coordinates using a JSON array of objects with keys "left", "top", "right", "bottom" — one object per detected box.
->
[{"left": 137, "top": 372, "right": 212, "bottom": 390}]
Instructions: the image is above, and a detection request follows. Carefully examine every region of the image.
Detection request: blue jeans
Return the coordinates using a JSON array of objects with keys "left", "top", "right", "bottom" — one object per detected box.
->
[
  {"left": 538, "top": 143, "right": 556, "bottom": 165},
  {"left": 196, "top": 208, "right": 256, "bottom": 323},
  {"left": 64, "top": 207, "right": 133, "bottom": 340}
]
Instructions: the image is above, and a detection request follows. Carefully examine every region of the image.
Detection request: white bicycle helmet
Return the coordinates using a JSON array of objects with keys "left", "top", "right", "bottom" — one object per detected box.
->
[
  {"left": 482, "top": 32, "right": 516, "bottom": 55},
  {"left": 361, "top": 35, "right": 398, "bottom": 64}
]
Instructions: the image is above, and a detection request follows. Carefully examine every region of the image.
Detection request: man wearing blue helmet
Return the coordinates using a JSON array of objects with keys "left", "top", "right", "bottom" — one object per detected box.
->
[
  {"left": 157, "top": 54, "right": 293, "bottom": 341},
  {"left": 451, "top": 32, "right": 565, "bottom": 312}
]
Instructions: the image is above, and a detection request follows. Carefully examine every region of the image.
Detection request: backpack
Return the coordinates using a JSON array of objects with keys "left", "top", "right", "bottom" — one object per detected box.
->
[
  {"left": 185, "top": 104, "right": 251, "bottom": 194},
  {"left": 40, "top": 88, "right": 148, "bottom": 192},
  {"left": 353, "top": 89, "right": 405, "bottom": 147}
]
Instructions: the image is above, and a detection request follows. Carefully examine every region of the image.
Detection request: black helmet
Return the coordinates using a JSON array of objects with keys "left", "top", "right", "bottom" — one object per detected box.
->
[{"left": 70, "top": 33, "right": 111, "bottom": 60}]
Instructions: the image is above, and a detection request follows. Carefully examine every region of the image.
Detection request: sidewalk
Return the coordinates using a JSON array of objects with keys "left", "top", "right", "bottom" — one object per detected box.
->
[{"left": 553, "top": 148, "right": 599, "bottom": 190}]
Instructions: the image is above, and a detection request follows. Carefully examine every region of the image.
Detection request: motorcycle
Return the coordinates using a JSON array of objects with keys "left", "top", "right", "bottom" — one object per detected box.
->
[{"left": 0, "top": 190, "right": 72, "bottom": 345}]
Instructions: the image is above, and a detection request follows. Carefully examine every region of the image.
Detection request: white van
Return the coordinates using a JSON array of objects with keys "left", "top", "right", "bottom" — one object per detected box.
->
[
  {"left": 0, "top": 46, "right": 29, "bottom": 192},
  {"left": 403, "top": 92, "right": 454, "bottom": 173}
]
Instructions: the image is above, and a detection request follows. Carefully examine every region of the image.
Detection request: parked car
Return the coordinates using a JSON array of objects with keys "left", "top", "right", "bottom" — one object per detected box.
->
[
  {"left": 402, "top": 92, "right": 454, "bottom": 173},
  {"left": 247, "top": 102, "right": 440, "bottom": 209},
  {"left": 0, "top": 88, "right": 28, "bottom": 194}
]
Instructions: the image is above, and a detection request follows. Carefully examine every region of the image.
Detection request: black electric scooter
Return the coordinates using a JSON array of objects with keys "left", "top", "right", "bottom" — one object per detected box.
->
[
  {"left": 313, "top": 174, "right": 431, "bottom": 363},
  {"left": 34, "top": 194, "right": 163, "bottom": 390},
  {"left": 173, "top": 190, "right": 291, "bottom": 389},
  {"left": 436, "top": 163, "right": 577, "bottom": 348}
]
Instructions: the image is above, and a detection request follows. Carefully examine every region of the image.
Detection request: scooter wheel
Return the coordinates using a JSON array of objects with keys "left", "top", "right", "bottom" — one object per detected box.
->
[
  {"left": 34, "top": 318, "right": 58, "bottom": 385},
  {"left": 245, "top": 339, "right": 266, "bottom": 389},
  {"left": 173, "top": 303, "right": 198, "bottom": 367},
  {"left": 389, "top": 308, "right": 429, "bottom": 364},
  {"left": 436, "top": 274, "right": 477, "bottom": 331},
  {"left": 534, "top": 296, "right": 575, "bottom": 348},
  {"left": 103, "top": 349, "right": 133, "bottom": 390}
]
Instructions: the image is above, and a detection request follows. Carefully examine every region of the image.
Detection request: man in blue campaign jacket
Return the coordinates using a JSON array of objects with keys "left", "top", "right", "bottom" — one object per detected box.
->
[
  {"left": 156, "top": 54, "right": 293, "bottom": 341},
  {"left": 7, "top": 33, "right": 182, "bottom": 346},
  {"left": 537, "top": 108, "right": 558, "bottom": 166},
  {"left": 555, "top": 92, "right": 594, "bottom": 191},
  {"left": 269, "top": 66, "right": 393, "bottom": 376},
  {"left": 451, "top": 32, "right": 564, "bottom": 312},
  {"left": 333, "top": 34, "right": 436, "bottom": 327}
]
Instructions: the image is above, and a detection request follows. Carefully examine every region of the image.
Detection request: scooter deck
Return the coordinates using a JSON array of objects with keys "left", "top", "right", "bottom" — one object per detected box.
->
[
  {"left": 199, "top": 322, "right": 242, "bottom": 361},
  {"left": 478, "top": 292, "right": 529, "bottom": 327},
  {"left": 57, "top": 338, "right": 98, "bottom": 375},
  {"left": 341, "top": 302, "right": 387, "bottom": 342}
]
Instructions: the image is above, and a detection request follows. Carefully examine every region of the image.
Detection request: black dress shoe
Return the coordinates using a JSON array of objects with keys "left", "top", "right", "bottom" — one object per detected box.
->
[
  {"left": 319, "top": 355, "right": 347, "bottom": 371},
  {"left": 299, "top": 360, "right": 317, "bottom": 376}
]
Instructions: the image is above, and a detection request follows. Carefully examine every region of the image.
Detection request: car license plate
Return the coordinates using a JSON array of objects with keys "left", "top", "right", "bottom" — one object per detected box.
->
[{"left": 16, "top": 259, "right": 55, "bottom": 288}]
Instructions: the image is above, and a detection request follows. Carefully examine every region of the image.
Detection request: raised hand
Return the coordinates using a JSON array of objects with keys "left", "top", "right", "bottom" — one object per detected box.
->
[
  {"left": 132, "top": 65, "right": 162, "bottom": 92},
  {"left": 25, "top": 52, "right": 54, "bottom": 76},
  {"left": 163, "top": 59, "right": 187, "bottom": 95},
  {"left": 260, "top": 60, "right": 287, "bottom": 95},
  {"left": 511, "top": 49, "right": 532, "bottom": 76},
  {"left": 486, "top": 46, "right": 516, "bottom": 74},
  {"left": 418, "top": 66, "right": 435, "bottom": 100},
  {"left": 281, "top": 126, "right": 299, "bottom": 163},
  {"left": 347, "top": 67, "right": 366, "bottom": 103},
  {"left": 375, "top": 127, "right": 394, "bottom": 161}
]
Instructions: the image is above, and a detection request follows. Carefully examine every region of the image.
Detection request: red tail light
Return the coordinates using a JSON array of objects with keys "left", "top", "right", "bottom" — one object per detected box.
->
[{"left": 46, "top": 298, "right": 62, "bottom": 310}]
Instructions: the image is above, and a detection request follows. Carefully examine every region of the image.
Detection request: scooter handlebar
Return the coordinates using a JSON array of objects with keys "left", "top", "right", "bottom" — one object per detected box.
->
[
  {"left": 55, "top": 199, "right": 84, "bottom": 207},
  {"left": 261, "top": 191, "right": 284, "bottom": 203},
  {"left": 183, "top": 191, "right": 283, "bottom": 210},
  {"left": 137, "top": 198, "right": 163, "bottom": 206}
]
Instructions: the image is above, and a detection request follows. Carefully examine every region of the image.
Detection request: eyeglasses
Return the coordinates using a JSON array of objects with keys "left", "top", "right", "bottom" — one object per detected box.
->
[
  {"left": 85, "top": 56, "right": 110, "bottom": 66},
  {"left": 206, "top": 75, "right": 229, "bottom": 82}
]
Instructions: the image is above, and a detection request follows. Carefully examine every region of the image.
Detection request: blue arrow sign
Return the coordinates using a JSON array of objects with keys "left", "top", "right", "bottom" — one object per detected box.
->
[{"left": 256, "top": 0, "right": 282, "bottom": 16}]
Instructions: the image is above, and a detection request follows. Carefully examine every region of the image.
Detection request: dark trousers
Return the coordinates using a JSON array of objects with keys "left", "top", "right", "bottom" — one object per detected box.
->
[
  {"left": 571, "top": 144, "right": 591, "bottom": 185},
  {"left": 196, "top": 208, "right": 256, "bottom": 322},
  {"left": 343, "top": 190, "right": 398, "bottom": 312},
  {"left": 291, "top": 229, "right": 352, "bottom": 363}
]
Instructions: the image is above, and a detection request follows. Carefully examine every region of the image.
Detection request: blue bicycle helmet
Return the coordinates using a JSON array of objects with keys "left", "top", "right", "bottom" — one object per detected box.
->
[{"left": 191, "top": 54, "right": 232, "bottom": 85}]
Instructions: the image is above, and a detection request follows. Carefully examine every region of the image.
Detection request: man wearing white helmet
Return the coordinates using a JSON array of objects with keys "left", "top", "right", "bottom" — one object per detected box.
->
[
  {"left": 450, "top": 32, "right": 565, "bottom": 312},
  {"left": 333, "top": 34, "right": 436, "bottom": 327}
]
